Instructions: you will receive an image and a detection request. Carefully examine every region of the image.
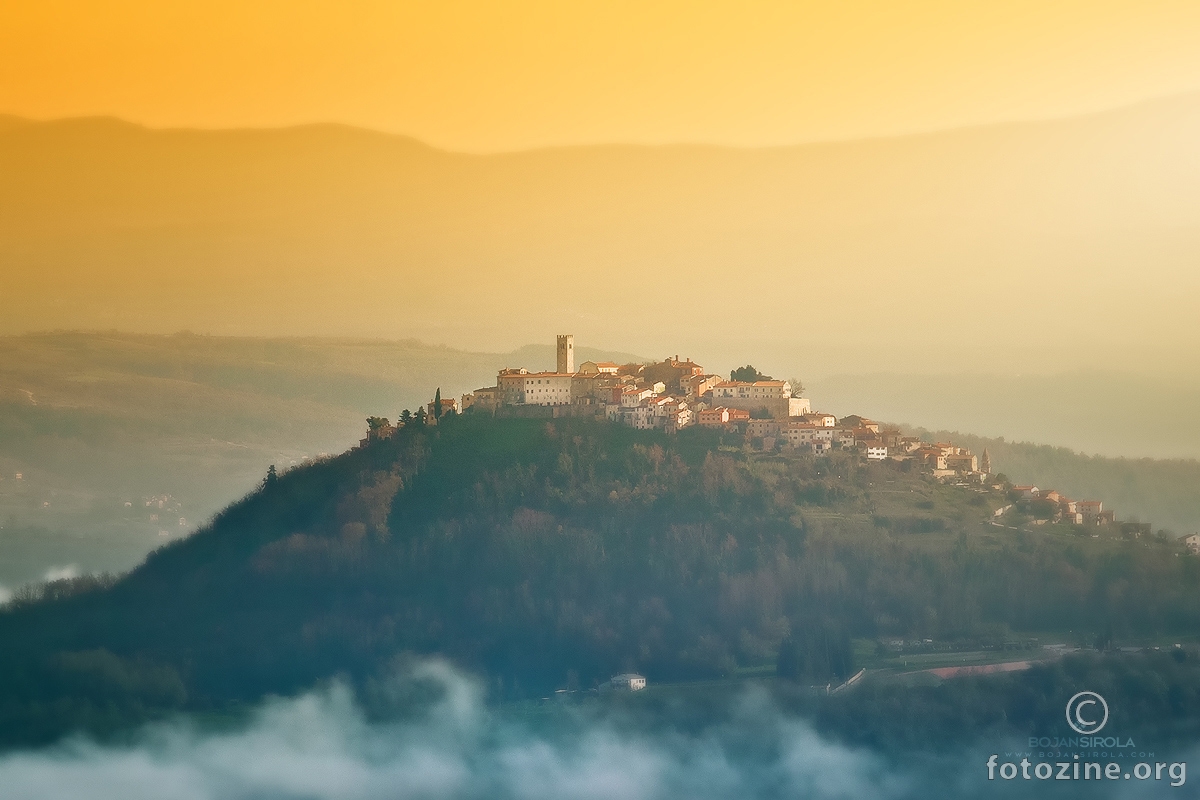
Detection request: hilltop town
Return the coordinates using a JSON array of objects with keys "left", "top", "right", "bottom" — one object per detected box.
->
[
  {"left": 455, "top": 334, "right": 995, "bottom": 482},
  {"left": 364, "top": 334, "right": 1148, "bottom": 538}
]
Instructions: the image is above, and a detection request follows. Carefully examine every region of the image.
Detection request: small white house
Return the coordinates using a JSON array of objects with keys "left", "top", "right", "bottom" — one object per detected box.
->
[
  {"left": 609, "top": 673, "right": 647, "bottom": 691},
  {"left": 865, "top": 445, "right": 888, "bottom": 461}
]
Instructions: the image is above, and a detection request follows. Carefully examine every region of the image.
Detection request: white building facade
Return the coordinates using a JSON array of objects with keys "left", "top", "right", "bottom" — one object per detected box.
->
[{"left": 521, "top": 373, "right": 574, "bottom": 406}]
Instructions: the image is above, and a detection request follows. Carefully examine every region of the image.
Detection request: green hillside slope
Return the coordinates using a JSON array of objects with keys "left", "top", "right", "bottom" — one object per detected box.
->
[{"left": 1, "top": 413, "right": 1197, "bottom": 747}]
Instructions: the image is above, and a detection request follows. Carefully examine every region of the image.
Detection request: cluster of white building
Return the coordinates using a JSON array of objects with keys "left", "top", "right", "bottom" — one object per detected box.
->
[
  {"left": 463, "top": 334, "right": 812, "bottom": 436},
  {"left": 459, "top": 335, "right": 994, "bottom": 475},
  {"left": 456, "top": 335, "right": 1005, "bottom": 480}
]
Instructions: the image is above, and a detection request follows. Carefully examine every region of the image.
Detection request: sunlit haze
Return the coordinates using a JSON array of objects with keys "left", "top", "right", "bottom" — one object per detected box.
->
[
  {"left": 4, "top": 1, "right": 1200, "bottom": 150},
  {"left": 3, "top": 6, "right": 1200, "bottom": 793},
  {"left": 1, "top": 1, "right": 1199, "bottom": 373}
]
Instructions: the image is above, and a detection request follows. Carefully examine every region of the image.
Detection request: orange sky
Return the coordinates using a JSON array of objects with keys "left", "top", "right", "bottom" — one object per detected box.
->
[{"left": 3, "top": 0, "right": 1200, "bottom": 150}]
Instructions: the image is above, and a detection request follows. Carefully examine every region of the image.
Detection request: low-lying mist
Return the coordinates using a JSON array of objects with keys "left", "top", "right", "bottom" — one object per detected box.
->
[
  {"left": 0, "top": 660, "right": 898, "bottom": 799},
  {"left": 0, "top": 659, "right": 1187, "bottom": 799}
]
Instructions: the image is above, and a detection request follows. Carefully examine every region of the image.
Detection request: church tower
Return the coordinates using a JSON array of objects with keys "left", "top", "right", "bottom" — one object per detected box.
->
[
  {"left": 980, "top": 448, "right": 992, "bottom": 475},
  {"left": 556, "top": 334, "right": 575, "bottom": 374}
]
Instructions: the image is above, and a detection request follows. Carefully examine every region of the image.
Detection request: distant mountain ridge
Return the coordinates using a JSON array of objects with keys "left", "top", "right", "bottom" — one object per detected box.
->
[{"left": 2, "top": 92, "right": 1199, "bottom": 374}]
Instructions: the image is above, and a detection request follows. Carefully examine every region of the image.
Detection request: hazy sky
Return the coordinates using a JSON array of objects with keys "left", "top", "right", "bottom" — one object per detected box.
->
[
  {"left": 2, "top": 0, "right": 1199, "bottom": 381},
  {"left": 4, "top": 1, "right": 1200, "bottom": 150}
]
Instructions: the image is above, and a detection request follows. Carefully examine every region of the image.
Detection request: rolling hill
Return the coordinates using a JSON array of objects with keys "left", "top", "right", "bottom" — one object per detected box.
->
[
  {"left": 1, "top": 413, "right": 1198, "bottom": 748},
  {"left": 2, "top": 332, "right": 1198, "bottom": 594}
]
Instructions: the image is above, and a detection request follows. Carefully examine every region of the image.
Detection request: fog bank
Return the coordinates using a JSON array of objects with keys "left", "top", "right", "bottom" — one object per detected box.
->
[{"left": 0, "top": 659, "right": 1187, "bottom": 799}]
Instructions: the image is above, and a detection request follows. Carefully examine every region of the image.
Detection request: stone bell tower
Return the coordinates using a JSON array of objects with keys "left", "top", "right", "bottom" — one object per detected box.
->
[{"left": 556, "top": 334, "right": 574, "bottom": 374}]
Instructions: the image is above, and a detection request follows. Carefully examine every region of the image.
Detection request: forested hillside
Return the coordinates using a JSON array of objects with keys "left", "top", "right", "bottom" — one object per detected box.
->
[{"left": 0, "top": 414, "right": 1197, "bottom": 748}]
